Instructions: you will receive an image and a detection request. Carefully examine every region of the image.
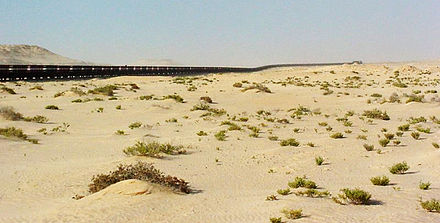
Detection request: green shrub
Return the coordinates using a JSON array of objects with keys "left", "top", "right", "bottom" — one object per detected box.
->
[
  {"left": 196, "top": 131, "right": 208, "bottom": 136},
  {"left": 115, "top": 105, "right": 122, "bottom": 110},
  {"left": 416, "top": 127, "right": 430, "bottom": 134},
  {"left": 277, "top": 188, "right": 290, "bottom": 195},
  {"left": 330, "top": 132, "right": 344, "bottom": 139},
  {"left": 88, "top": 85, "right": 118, "bottom": 96},
  {"left": 389, "top": 161, "right": 410, "bottom": 174},
  {"left": 288, "top": 176, "right": 317, "bottom": 189},
  {"left": 419, "top": 181, "right": 431, "bottom": 190},
  {"left": 280, "top": 208, "right": 302, "bottom": 219},
  {"left": 23, "top": 115, "right": 48, "bottom": 123},
  {"left": 338, "top": 188, "right": 371, "bottom": 205},
  {"left": 280, "top": 138, "right": 300, "bottom": 146},
  {"left": 88, "top": 162, "right": 190, "bottom": 194},
  {"left": 293, "top": 189, "right": 330, "bottom": 198},
  {"left": 123, "top": 141, "right": 186, "bottom": 158},
  {"left": 398, "top": 124, "right": 410, "bottom": 131},
  {"left": 45, "top": 105, "right": 59, "bottom": 110},
  {"left": 379, "top": 138, "right": 390, "bottom": 147},
  {"left": 268, "top": 136, "right": 279, "bottom": 141},
  {"left": 115, "top": 130, "right": 125, "bottom": 135},
  {"left": 139, "top": 95, "right": 153, "bottom": 100},
  {"left": 363, "top": 144, "right": 374, "bottom": 151},
  {"left": 162, "top": 94, "right": 184, "bottom": 103},
  {"left": 420, "top": 199, "right": 440, "bottom": 212},
  {"left": 315, "top": 156, "right": 324, "bottom": 165},
  {"left": 128, "top": 122, "right": 142, "bottom": 129},
  {"left": 411, "top": 132, "right": 420, "bottom": 140},
  {"left": 362, "top": 109, "right": 390, "bottom": 120},
  {"left": 396, "top": 131, "right": 404, "bottom": 137},
  {"left": 0, "top": 127, "right": 38, "bottom": 144},
  {"left": 214, "top": 130, "right": 227, "bottom": 141},
  {"left": 370, "top": 176, "right": 390, "bottom": 186},
  {"left": 406, "top": 94, "right": 424, "bottom": 103},
  {"left": 384, "top": 133, "right": 394, "bottom": 140},
  {"left": 269, "top": 217, "right": 282, "bottom": 223},
  {"left": 433, "top": 143, "right": 440, "bottom": 149}
]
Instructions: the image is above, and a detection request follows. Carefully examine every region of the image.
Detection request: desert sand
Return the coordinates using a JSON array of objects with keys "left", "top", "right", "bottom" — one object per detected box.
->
[{"left": 0, "top": 62, "right": 439, "bottom": 222}]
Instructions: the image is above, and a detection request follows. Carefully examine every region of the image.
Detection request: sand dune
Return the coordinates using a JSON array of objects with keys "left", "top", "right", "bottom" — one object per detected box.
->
[{"left": 0, "top": 62, "right": 439, "bottom": 222}]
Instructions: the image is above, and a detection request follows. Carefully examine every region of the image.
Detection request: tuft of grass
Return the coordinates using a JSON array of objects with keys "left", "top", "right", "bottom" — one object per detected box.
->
[
  {"left": 433, "top": 142, "right": 440, "bottom": 149},
  {"left": 0, "top": 86, "right": 16, "bottom": 94},
  {"left": 115, "top": 130, "right": 125, "bottom": 135},
  {"left": 266, "top": 195, "right": 278, "bottom": 201},
  {"left": 420, "top": 199, "right": 440, "bottom": 212},
  {"left": 384, "top": 133, "right": 394, "bottom": 140},
  {"left": 337, "top": 188, "right": 371, "bottom": 205},
  {"left": 416, "top": 127, "right": 430, "bottom": 134},
  {"left": 88, "top": 85, "right": 118, "bottom": 96},
  {"left": 269, "top": 217, "right": 282, "bottom": 223},
  {"left": 288, "top": 176, "right": 317, "bottom": 189},
  {"left": 200, "top": 96, "right": 212, "bottom": 103},
  {"left": 411, "top": 132, "right": 420, "bottom": 140},
  {"left": 293, "top": 189, "right": 330, "bottom": 198},
  {"left": 370, "top": 176, "right": 390, "bottom": 186},
  {"left": 419, "top": 181, "right": 431, "bottom": 190},
  {"left": 0, "top": 127, "right": 38, "bottom": 144},
  {"left": 363, "top": 144, "right": 374, "bottom": 151},
  {"left": 196, "top": 131, "right": 208, "bottom": 136},
  {"left": 330, "top": 132, "right": 344, "bottom": 139},
  {"left": 139, "top": 95, "right": 153, "bottom": 100},
  {"left": 389, "top": 161, "right": 410, "bottom": 174},
  {"left": 280, "top": 138, "right": 300, "bottom": 147},
  {"left": 379, "top": 138, "right": 390, "bottom": 147},
  {"left": 242, "top": 83, "right": 271, "bottom": 93},
  {"left": 123, "top": 141, "right": 186, "bottom": 158},
  {"left": 398, "top": 124, "right": 410, "bottom": 131},
  {"left": 162, "top": 94, "right": 184, "bottom": 103},
  {"left": 214, "top": 130, "right": 227, "bottom": 141},
  {"left": 88, "top": 162, "right": 190, "bottom": 194},
  {"left": 315, "top": 156, "right": 324, "bottom": 166},
  {"left": 362, "top": 109, "right": 390, "bottom": 120},
  {"left": 277, "top": 188, "right": 290, "bottom": 195},
  {"left": 280, "top": 209, "right": 302, "bottom": 220},
  {"left": 45, "top": 105, "right": 59, "bottom": 110},
  {"left": 128, "top": 122, "right": 142, "bottom": 129}
]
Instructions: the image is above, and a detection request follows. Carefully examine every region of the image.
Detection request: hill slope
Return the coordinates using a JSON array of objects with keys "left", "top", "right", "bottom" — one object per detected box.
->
[{"left": 0, "top": 45, "right": 90, "bottom": 65}]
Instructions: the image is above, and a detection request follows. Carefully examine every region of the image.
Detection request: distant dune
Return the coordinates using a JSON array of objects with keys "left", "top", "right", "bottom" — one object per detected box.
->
[{"left": 0, "top": 45, "right": 91, "bottom": 65}]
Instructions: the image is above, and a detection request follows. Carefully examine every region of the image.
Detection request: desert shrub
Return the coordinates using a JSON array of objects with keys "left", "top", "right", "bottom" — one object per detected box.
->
[
  {"left": 221, "top": 121, "right": 241, "bottom": 131},
  {"left": 115, "top": 105, "right": 122, "bottom": 110},
  {"left": 389, "top": 161, "right": 410, "bottom": 174},
  {"left": 411, "top": 132, "right": 420, "bottom": 140},
  {"left": 23, "top": 115, "right": 48, "bottom": 123},
  {"left": 420, "top": 199, "right": 440, "bottom": 212},
  {"left": 214, "top": 130, "right": 227, "bottom": 141},
  {"left": 419, "top": 181, "right": 431, "bottom": 190},
  {"left": 280, "top": 138, "right": 300, "bottom": 147},
  {"left": 88, "top": 85, "right": 118, "bottom": 96},
  {"left": 277, "top": 188, "right": 290, "bottom": 195},
  {"left": 379, "top": 138, "right": 390, "bottom": 147},
  {"left": 280, "top": 209, "right": 302, "bottom": 220},
  {"left": 393, "top": 140, "right": 401, "bottom": 146},
  {"left": 232, "top": 82, "right": 242, "bottom": 88},
  {"left": 200, "top": 96, "right": 212, "bottom": 103},
  {"left": 357, "top": 135, "right": 367, "bottom": 140},
  {"left": 396, "top": 131, "right": 404, "bottom": 137},
  {"left": 70, "top": 87, "right": 87, "bottom": 96},
  {"left": 318, "top": 122, "right": 328, "bottom": 126},
  {"left": 29, "top": 85, "right": 43, "bottom": 90},
  {"left": 162, "top": 94, "right": 184, "bottom": 103},
  {"left": 363, "top": 144, "right": 374, "bottom": 151},
  {"left": 307, "top": 142, "right": 315, "bottom": 147},
  {"left": 384, "top": 133, "right": 394, "bottom": 140},
  {"left": 123, "top": 141, "right": 186, "bottom": 158},
  {"left": 0, "top": 86, "right": 16, "bottom": 94},
  {"left": 416, "top": 127, "right": 430, "bottom": 134},
  {"left": 88, "top": 162, "right": 190, "bottom": 194},
  {"left": 139, "top": 95, "right": 153, "bottom": 100},
  {"left": 293, "top": 189, "right": 330, "bottom": 198},
  {"left": 72, "top": 99, "right": 83, "bottom": 103},
  {"left": 433, "top": 143, "right": 440, "bottom": 149},
  {"left": 129, "top": 122, "right": 142, "bottom": 129},
  {"left": 330, "top": 132, "right": 344, "bottom": 139},
  {"left": 408, "top": 116, "right": 426, "bottom": 124},
  {"left": 242, "top": 83, "right": 271, "bottom": 93},
  {"left": 196, "top": 131, "right": 208, "bottom": 136},
  {"left": 398, "top": 124, "right": 410, "bottom": 131},
  {"left": 288, "top": 176, "right": 317, "bottom": 189},
  {"left": 388, "top": 93, "right": 400, "bottom": 103},
  {"left": 406, "top": 94, "right": 424, "bottom": 103},
  {"left": 362, "top": 109, "right": 390, "bottom": 120},
  {"left": 338, "top": 188, "right": 371, "bottom": 205},
  {"left": 266, "top": 195, "right": 278, "bottom": 201},
  {"left": 393, "top": 81, "right": 407, "bottom": 88},
  {"left": 0, "top": 127, "right": 38, "bottom": 144},
  {"left": 370, "top": 93, "right": 382, "bottom": 98},
  {"left": 370, "top": 176, "right": 389, "bottom": 186},
  {"left": 115, "top": 130, "right": 125, "bottom": 135},
  {"left": 191, "top": 103, "right": 226, "bottom": 116},
  {"left": 269, "top": 217, "right": 282, "bottom": 223},
  {"left": 166, "top": 118, "right": 177, "bottom": 123},
  {"left": 45, "top": 105, "right": 59, "bottom": 110},
  {"left": 0, "top": 106, "right": 23, "bottom": 120},
  {"left": 315, "top": 156, "right": 324, "bottom": 165},
  {"left": 268, "top": 136, "right": 278, "bottom": 141}
]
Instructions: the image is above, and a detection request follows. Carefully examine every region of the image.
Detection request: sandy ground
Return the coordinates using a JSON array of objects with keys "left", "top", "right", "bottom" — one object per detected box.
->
[{"left": 0, "top": 62, "right": 439, "bottom": 222}]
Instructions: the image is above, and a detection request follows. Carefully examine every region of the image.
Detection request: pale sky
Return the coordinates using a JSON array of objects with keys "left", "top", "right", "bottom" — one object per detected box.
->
[{"left": 1, "top": 0, "right": 439, "bottom": 66}]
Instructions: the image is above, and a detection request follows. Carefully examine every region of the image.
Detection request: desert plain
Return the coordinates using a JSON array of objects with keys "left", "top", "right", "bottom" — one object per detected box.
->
[{"left": 0, "top": 62, "right": 440, "bottom": 222}]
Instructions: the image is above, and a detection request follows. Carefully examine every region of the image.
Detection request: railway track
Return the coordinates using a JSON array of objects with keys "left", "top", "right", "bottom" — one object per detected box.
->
[{"left": 0, "top": 61, "right": 361, "bottom": 81}]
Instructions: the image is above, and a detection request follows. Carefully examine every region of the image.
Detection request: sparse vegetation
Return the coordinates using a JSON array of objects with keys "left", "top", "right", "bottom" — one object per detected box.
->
[
  {"left": 280, "top": 208, "right": 302, "bottom": 220},
  {"left": 337, "top": 188, "right": 371, "bottom": 205},
  {"left": 214, "top": 130, "right": 227, "bottom": 141},
  {"left": 330, "top": 132, "right": 344, "bottom": 139},
  {"left": 389, "top": 161, "right": 410, "bottom": 174},
  {"left": 0, "top": 127, "right": 38, "bottom": 144},
  {"left": 88, "top": 85, "right": 118, "bottom": 96},
  {"left": 280, "top": 138, "right": 300, "bottom": 147},
  {"left": 420, "top": 199, "right": 440, "bottom": 212},
  {"left": 45, "top": 105, "right": 59, "bottom": 110},
  {"left": 363, "top": 144, "right": 374, "bottom": 151},
  {"left": 419, "top": 181, "right": 431, "bottom": 190},
  {"left": 315, "top": 156, "right": 324, "bottom": 165},
  {"left": 288, "top": 176, "right": 317, "bottom": 189},
  {"left": 379, "top": 138, "right": 390, "bottom": 147},
  {"left": 362, "top": 109, "right": 390, "bottom": 120},
  {"left": 123, "top": 141, "right": 186, "bottom": 158},
  {"left": 370, "top": 176, "right": 390, "bottom": 186},
  {"left": 129, "top": 122, "right": 142, "bottom": 129}
]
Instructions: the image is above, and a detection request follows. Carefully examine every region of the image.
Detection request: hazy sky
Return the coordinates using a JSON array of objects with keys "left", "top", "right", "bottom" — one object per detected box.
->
[{"left": 1, "top": 0, "right": 439, "bottom": 66}]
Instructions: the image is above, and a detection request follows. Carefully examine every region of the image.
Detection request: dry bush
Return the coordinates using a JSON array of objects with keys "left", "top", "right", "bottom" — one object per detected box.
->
[
  {"left": 123, "top": 141, "right": 186, "bottom": 158},
  {"left": 88, "top": 162, "right": 191, "bottom": 194},
  {"left": 0, "top": 106, "right": 23, "bottom": 120}
]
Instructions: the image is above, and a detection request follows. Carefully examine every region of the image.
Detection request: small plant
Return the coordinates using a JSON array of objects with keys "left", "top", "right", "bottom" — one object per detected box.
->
[
  {"left": 420, "top": 199, "right": 440, "bottom": 212},
  {"left": 389, "top": 161, "right": 410, "bottom": 174},
  {"left": 196, "top": 131, "right": 208, "bottom": 136},
  {"left": 0, "top": 127, "right": 38, "bottom": 144},
  {"left": 419, "top": 181, "right": 431, "bottom": 190},
  {"left": 384, "top": 133, "right": 394, "bottom": 140},
  {"left": 370, "top": 176, "right": 390, "bottom": 186},
  {"left": 115, "top": 130, "right": 125, "bottom": 135},
  {"left": 162, "top": 94, "right": 184, "bottom": 103},
  {"left": 215, "top": 130, "right": 227, "bottom": 141},
  {"left": 45, "top": 105, "right": 59, "bottom": 110},
  {"left": 0, "top": 86, "right": 16, "bottom": 94},
  {"left": 88, "top": 162, "right": 190, "bottom": 194},
  {"left": 139, "top": 95, "right": 153, "bottom": 100},
  {"left": 266, "top": 195, "right": 278, "bottom": 201},
  {"left": 280, "top": 208, "right": 302, "bottom": 220},
  {"left": 242, "top": 83, "right": 271, "bottom": 93},
  {"left": 315, "top": 156, "right": 324, "bottom": 165},
  {"left": 363, "top": 144, "right": 374, "bottom": 151},
  {"left": 416, "top": 127, "right": 430, "bottom": 134},
  {"left": 362, "top": 109, "right": 390, "bottom": 120},
  {"left": 116, "top": 105, "right": 122, "bottom": 110},
  {"left": 293, "top": 189, "right": 330, "bottom": 198},
  {"left": 129, "top": 122, "right": 142, "bottom": 129},
  {"left": 200, "top": 96, "right": 213, "bottom": 103},
  {"left": 357, "top": 135, "right": 367, "bottom": 140},
  {"left": 411, "top": 131, "right": 420, "bottom": 140},
  {"left": 433, "top": 142, "right": 440, "bottom": 149},
  {"left": 269, "top": 217, "right": 282, "bottom": 223},
  {"left": 123, "top": 141, "right": 186, "bottom": 158},
  {"left": 378, "top": 138, "right": 390, "bottom": 147},
  {"left": 280, "top": 138, "right": 300, "bottom": 147},
  {"left": 268, "top": 136, "right": 279, "bottom": 141},
  {"left": 396, "top": 131, "right": 403, "bottom": 137},
  {"left": 307, "top": 142, "right": 315, "bottom": 147},
  {"left": 288, "top": 176, "right": 317, "bottom": 189},
  {"left": 88, "top": 85, "right": 118, "bottom": 96},
  {"left": 277, "top": 188, "right": 290, "bottom": 195},
  {"left": 330, "top": 132, "right": 344, "bottom": 139},
  {"left": 337, "top": 188, "right": 371, "bottom": 205}
]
